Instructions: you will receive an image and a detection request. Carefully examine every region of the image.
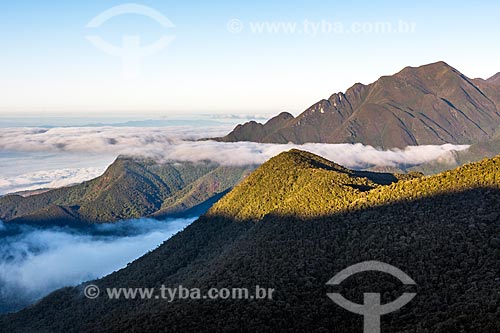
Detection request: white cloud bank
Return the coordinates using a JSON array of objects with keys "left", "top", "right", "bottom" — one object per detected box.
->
[
  {"left": 0, "top": 125, "right": 474, "bottom": 313},
  {"left": 0, "top": 127, "right": 470, "bottom": 170},
  {"left": 0, "top": 217, "right": 194, "bottom": 313},
  {"left": 0, "top": 167, "right": 106, "bottom": 195}
]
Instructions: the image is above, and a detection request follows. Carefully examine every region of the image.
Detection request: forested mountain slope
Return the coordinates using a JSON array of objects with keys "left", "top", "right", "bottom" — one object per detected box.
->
[
  {"left": 3, "top": 150, "right": 500, "bottom": 332},
  {"left": 0, "top": 157, "right": 253, "bottom": 225}
]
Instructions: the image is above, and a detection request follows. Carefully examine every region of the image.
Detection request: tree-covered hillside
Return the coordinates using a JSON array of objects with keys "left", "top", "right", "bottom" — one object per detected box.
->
[
  {"left": 3, "top": 150, "right": 500, "bottom": 332},
  {"left": 0, "top": 157, "right": 254, "bottom": 225},
  {"left": 209, "top": 149, "right": 421, "bottom": 220}
]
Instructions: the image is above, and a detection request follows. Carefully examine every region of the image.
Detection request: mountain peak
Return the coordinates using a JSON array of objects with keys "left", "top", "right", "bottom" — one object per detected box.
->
[
  {"left": 0, "top": 159, "right": 252, "bottom": 224},
  {"left": 396, "top": 61, "right": 458, "bottom": 80},
  {"left": 420, "top": 60, "right": 453, "bottom": 69},
  {"left": 401, "top": 60, "right": 454, "bottom": 72},
  {"left": 487, "top": 72, "right": 500, "bottom": 85},
  {"left": 207, "top": 149, "right": 406, "bottom": 220},
  {"left": 264, "top": 112, "right": 294, "bottom": 128},
  {"left": 208, "top": 148, "right": 500, "bottom": 222},
  {"left": 215, "top": 61, "right": 500, "bottom": 148},
  {"left": 213, "top": 112, "right": 294, "bottom": 143},
  {"left": 266, "top": 149, "right": 347, "bottom": 172},
  {"left": 274, "top": 111, "right": 294, "bottom": 119}
]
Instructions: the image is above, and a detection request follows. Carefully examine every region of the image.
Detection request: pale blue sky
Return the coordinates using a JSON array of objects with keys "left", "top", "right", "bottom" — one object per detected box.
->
[{"left": 1, "top": 0, "right": 499, "bottom": 116}]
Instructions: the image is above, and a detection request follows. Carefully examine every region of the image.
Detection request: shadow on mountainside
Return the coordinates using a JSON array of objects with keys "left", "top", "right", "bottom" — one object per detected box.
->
[{"left": 2, "top": 187, "right": 500, "bottom": 332}]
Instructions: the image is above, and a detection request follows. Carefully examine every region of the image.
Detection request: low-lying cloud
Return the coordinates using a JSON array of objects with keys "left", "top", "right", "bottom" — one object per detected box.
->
[
  {"left": 0, "top": 127, "right": 470, "bottom": 170},
  {"left": 0, "top": 167, "right": 106, "bottom": 195},
  {"left": 0, "top": 217, "right": 194, "bottom": 313},
  {"left": 155, "top": 141, "right": 469, "bottom": 169},
  {"left": 0, "top": 125, "right": 475, "bottom": 314}
]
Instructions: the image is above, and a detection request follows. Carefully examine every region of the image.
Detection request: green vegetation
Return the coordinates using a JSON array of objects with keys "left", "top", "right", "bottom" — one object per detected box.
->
[
  {"left": 3, "top": 149, "right": 500, "bottom": 331},
  {"left": 0, "top": 157, "right": 253, "bottom": 224},
  {"left": 208, "top": 149, "right": 421, "bottom": 220},
  {"left": 209, "top": 149, "right": 500, "bottom": 221}
]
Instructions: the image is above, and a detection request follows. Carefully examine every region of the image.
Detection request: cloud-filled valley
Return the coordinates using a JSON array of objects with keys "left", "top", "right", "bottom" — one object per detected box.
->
[
  {"left": 0, "top": 124, "right": 472, "bottom": 313},
  {"left": 0, "top": 217, "right": 194, "bottom": 313}
]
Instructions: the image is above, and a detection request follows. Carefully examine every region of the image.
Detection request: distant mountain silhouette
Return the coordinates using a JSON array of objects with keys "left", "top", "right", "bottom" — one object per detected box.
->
[{"left": 215, "top": 62, "right": 500, "bottom": 148}]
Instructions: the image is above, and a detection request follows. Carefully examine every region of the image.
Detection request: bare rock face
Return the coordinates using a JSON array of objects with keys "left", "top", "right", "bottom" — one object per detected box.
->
[
  {"left": 216, "top": 62, "right": 500, "bottom": 149},
  {"left": 487, "top": 72, "right": 500, "bottom": 85}
]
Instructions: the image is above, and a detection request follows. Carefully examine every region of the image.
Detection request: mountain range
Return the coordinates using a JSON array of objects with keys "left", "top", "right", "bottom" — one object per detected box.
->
[
  {"left": 0, "top": 157, "right": 254, "bottom": 225},
  {"left": 215, "top": 62, "right": 500, "bottom": 149},
  {"left": 3, "top": 149, "right": 500, "bottom": 332},
  {"left": 4, "top": 61, "right": 500, "bottom": 331},
  {"left": 4, "top": 61, "right": 500, "bottom": 227}
]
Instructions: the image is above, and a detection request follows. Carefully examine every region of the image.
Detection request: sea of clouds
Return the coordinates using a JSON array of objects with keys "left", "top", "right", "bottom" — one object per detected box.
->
[
  {"left": 0, "top": 217, "right": 194, "bottom": 313},
  {"left": 0, "top": 167, "right": 106, "bottom": 195},
  {"left": 0, "top": 124, "right": 472, "bottom": 314},
  {"left": 0, "top": 126, "right": 470, "bottom": 194}
]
